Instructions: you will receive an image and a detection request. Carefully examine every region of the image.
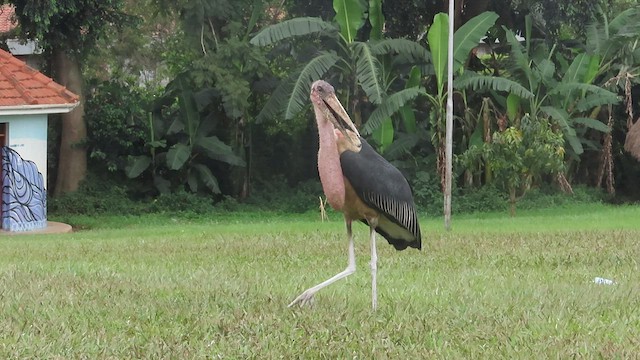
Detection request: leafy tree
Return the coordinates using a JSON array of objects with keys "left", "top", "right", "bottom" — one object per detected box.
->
[
  {"left": 461, "top": 115, "right": 565, "bottom": 215},
  {"left": 129, "top": 0, "right": 277, "bottom": 198},
  {"left": 125, "top": 73, "right": 246, "bottom": 195},
  {"left": 84, "top": 79, "right": 150, "bottom": 173},
  {"left": 5, "top": 0, "right": 136, "bottom": 195}
]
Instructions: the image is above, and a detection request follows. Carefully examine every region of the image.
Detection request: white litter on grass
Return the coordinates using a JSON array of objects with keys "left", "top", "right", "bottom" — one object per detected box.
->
[{"left": 594, "top": 277, "right": 616, "bottom": 285}]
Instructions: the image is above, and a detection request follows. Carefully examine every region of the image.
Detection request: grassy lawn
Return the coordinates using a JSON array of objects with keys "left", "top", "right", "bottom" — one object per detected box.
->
[{"left": 1, "top": 203, "right": 639, "bottom": 358}]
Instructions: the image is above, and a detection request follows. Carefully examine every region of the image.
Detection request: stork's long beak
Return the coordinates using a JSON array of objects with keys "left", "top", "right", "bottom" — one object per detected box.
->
[{"left": 321, "top": 92, "right": 360, "bottom": 139}]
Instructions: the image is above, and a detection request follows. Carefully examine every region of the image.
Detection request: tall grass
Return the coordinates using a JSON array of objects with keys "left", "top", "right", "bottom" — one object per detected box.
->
[{"left": 1, "top": 204, "right": 639, "bottom": 358}]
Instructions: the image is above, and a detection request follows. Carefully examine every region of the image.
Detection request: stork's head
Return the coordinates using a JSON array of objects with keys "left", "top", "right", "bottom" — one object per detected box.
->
[{"left": 310, "top": 80, "right": 360, "bottom": 141}]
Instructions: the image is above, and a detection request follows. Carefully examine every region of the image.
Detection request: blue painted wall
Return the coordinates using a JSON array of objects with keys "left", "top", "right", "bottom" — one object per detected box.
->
[{"left": 1, "top": 147, "right": 47, "bottom": 231}]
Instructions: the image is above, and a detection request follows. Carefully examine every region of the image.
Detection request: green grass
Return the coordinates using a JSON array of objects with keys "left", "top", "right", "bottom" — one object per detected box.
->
[{"left": 1, "top": 204, "right": 640, "bottom": 358}]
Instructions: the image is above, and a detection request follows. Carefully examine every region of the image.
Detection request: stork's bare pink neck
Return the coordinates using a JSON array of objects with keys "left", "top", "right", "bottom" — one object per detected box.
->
[{"left": 316, "top": 112, "right": 345, "bottom": 210}]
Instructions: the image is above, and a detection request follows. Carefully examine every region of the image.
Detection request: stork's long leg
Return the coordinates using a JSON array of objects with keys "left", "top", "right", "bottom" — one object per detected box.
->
[
  {"left": 367, "top": 217, "right": 379, "bottom": 310},
  {"left": 288, "top": 219, "right": 356, "bottom": 307}
]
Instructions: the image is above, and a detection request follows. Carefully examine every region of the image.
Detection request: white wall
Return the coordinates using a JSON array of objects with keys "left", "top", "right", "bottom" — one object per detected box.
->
[{"left": 3, "top": 114, "right": 48, "bottom": 186}]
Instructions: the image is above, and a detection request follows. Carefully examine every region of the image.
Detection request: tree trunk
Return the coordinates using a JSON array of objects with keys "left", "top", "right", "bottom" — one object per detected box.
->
[
  {"left": 509, "top": 187, "right": 516, "bottom": 217},
  {"left": 53, "top": 49, "right": 87, "bottom": 196}
]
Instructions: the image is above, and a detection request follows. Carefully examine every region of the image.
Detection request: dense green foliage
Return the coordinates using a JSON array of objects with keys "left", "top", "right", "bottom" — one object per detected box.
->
[
  {"left": 3, "top": 0, "right": 640, "bottom": 212},
  {"left": 85, "top": 79, "right": 151, "bottom": 173}
]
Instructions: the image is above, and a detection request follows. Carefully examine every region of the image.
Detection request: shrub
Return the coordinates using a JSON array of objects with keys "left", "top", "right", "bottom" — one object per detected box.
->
[
  {"left": 85, "top": 79, "right": 152, "bottom": 173},
  {"left": 246, "top": 177, "right": 323, "bottom": 213},
  {"left": 147, "top": 191, "right": 216, "bottom": 214},
  {"left": 48, "top": 175, "right": 142, "bottom": 216}
]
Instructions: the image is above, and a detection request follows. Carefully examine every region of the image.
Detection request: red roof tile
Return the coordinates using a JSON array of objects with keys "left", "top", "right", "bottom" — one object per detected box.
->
[
  {"left": 0, "top": 4, "right": 17, "bottom": 33},
  {"left": 0, "top": 48, "right": 79, "bottom": 108}
]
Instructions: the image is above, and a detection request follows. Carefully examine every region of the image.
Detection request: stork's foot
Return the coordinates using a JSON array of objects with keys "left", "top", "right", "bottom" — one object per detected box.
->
[{"left": 288, "top": 290, "right": 316, "bottom": 308}]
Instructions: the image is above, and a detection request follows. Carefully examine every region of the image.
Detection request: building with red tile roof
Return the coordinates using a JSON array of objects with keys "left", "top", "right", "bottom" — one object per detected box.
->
[
  {"left": 0, "top": 48, "right": 79, "bottom": 233},
  {"left": 0, "top": 48, "right": 79, "bottom": 114}
]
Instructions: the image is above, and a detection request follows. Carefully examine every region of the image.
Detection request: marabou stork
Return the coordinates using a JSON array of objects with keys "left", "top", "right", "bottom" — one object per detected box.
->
[{"left": 288, "top": 80, "right": 421, "bottom": 310}]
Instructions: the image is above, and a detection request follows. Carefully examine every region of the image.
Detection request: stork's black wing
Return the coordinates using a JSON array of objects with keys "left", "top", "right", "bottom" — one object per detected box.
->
[{"left": 340, "top": 138, "right": 421, "bottom": 250}]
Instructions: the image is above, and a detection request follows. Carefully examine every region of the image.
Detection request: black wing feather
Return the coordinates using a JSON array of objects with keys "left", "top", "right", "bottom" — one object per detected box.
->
[{"left": 340, "top": 138, "right": 421, "bottom": 250}]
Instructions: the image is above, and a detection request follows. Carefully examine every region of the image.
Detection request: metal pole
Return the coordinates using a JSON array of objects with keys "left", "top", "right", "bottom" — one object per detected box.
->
[{"left": 444, "top": 0, "right": 454, "bottom": 230}]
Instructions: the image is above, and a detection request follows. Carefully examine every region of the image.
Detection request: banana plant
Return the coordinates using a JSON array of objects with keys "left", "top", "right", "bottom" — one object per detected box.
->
[
  {"left": 125, "top": 73, "right": 245, "bottom": 195},
  {"left": 250, "top": 0, "right": 430, "bottom": 149},
  {"left": 455, "top": 23, "right": 619, "bottom": 158},
  {"left": 361, "top": 11, "right": 499, "bottom": 170}
]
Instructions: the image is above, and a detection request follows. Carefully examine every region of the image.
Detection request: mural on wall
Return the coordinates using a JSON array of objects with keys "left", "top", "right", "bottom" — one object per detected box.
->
[{"left": 1, "top": 146, "right": 47, "bottom": 231}]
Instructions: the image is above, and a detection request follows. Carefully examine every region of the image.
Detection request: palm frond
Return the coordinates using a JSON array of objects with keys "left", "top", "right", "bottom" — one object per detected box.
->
[
  {"left": 535, "top": 58, "right": 556, "bottom": 87},
  {"left": 192, "top": 163, "right": 221, "bottom": 194},
  {"left": 287, "top": 52, "right": 340, "bottom": 119},
  {"left": 503, "top": 27, "right": 528, "bottom": 71},
  {"left": 362, "top": 87, "right": 425, "bottom": 134},
  {"left": 563, "top": 53, "right": 590, "bottom": 83},
  {"left": 256, "top": 52, "right": 340, "bottom": 122},
  {"left": 548, "top": 83, "right": 619, "bottom": 101},
  {"left": 383, "top": 133, "right": 420, "bottom": 159},
  {"left": 370, "top": 39, "right": 431, "bottom": 63},
  {"left": 454, "top": 74, "right": 534, "bottom": 99},
  {"left": 255, "top": 72, "right": 298, "bottom": 123},
  {"left": 250, "top": 17, "right": 338, "bottom": 46},
  {"left": 333, "top": 0, "right": 367, "bottom": 43},
  {"left": 609, "top": 6, "right": 640, "bottom": 34},
  {"left": 586, "top": 22, "right": 607, "bottom": 56},
  {"left": 503, "top": 27, "right": 535, "bottom": 88},
  {"left": 353, "top": 42, "right": 384, "bottom": 104},
  {"left": 572, "top": 117, "right": 610, "bottom": 133},
  {"left": 575, "top": 92, "right": 619, "bottom": 112}
]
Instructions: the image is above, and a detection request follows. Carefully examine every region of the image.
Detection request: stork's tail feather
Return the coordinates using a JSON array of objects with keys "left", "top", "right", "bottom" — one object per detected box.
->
[{"left": 373, "top": 226, "right": 422, "bottom": 251}]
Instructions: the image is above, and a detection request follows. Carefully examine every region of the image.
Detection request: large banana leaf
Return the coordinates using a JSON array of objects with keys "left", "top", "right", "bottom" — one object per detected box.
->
[
  {"left": 167, "top": 143, "right": 192, "bottom": 170},
  {"left": 399, "top": 66, "right": 421, "bottom": 134},
  {"left": 383, "top": 133, "right": 420, "bottom": 159},
  {"left": 452, "top": 11, "right": 498, "bottom": 72},
  {"left": 353, "top": 42, "right": 384, "bottom": 104},
  {"left": 368, "top": 0, "right": 384, "bottom": 40},
  {"left": 192, "top": 163, "right": 221, "bottom": 193},
  {"left": 535, "top": 59, "right": 556, "bottom": 87},
  {"left": 454, "top": 74, "right": 534, "bottom": 99},
  {"left": 506, "top": 93, "right": 521, "bottom": 121},
  {"left": 370, "top": 38, "right": 431, "bottom": 63},
  {"left": 176, "top": 76, "right": 200, "bottom": 144},
  {"left": 333, "top": 0, "right": 366, "bottom": 43},
  {"left": 362, "top": 87, "right": 426, "bottom": 134},
  {"left": 372, "top": 117, "right": 394, "bottom": 152},
  {"left": 547, "top": 82, "right": 619, "bottom": 100},
  {"left": 427, "top": 13, "right": 448, "bottom": 96},
  {"left": 250, "top": 17, "right": 337, "bottom": 46},
  {"left": 426, "top": 11, "right": 498, "bottom": 92},
  {"left": 562, "top": 53, "right": 591, "bottom": 84},
  {"left": 609, "top": 6, "right": 640, "bottom": 34},
  {"left": 288, "top": 52, "right": 341, "bottom": 118},
  {"left": 125, "top": 155, "right": 152, "bottom": 178},
  {"left": 255, "top": 51, "right": 340, "bottom": 122},
  {"left": 503, "top": 28, "right": 536, "bottom": 90},
  {"left": 575, "top": 93, "right": 618, "bottom": 112},
  {"left": 195, "top": 136, "right": 246, "bottom": 166},
  {"left": 572, "top": 117, "right": 611, "bottom": 133}
]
